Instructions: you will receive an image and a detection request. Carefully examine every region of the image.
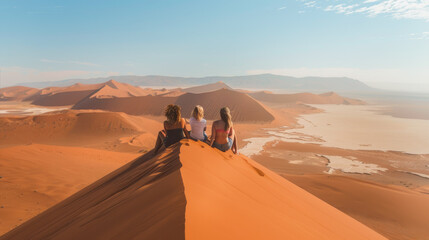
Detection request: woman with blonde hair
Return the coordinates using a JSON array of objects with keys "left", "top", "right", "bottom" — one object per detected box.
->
[
  {"left": 189, "top": 105, "right": 208, "bottom": 142},
  {"left": 210, "top": 107, "right": 238, "bottom": 154},
  {"left": 154, "top": 104, "right": 190, "bottom": 154}
]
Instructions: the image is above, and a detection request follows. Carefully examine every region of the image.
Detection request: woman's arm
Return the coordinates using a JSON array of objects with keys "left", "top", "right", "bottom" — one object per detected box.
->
[
  {"left": 182, "top": 118, "right": 191, "bottom": 139},
  {"left": 163, "top": 121, "right": 168, "bottom": 134},
  {"left": 210, "top": 123, "right": 216, "bottom": 146},
  {"left": 232, "top": 129, "right": 238, "bottom": 154}
]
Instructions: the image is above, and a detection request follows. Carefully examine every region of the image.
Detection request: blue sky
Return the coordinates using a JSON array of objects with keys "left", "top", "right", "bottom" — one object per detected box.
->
[{"left": 1, "top": 0, "right": 428, "bottom": 92}]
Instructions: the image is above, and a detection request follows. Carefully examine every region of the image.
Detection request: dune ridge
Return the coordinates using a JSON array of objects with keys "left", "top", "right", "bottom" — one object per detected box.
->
[
  {"left": 0, "top": 80, "right": 182, "bottom": 107},
  {"left": 0, "top": 140, "right": 386, "bottom": 240},
  {"left": 183, "top": 81, "right": 232, "bottom": 94},
  {"left": 74, "top": 88, "right": 275, "bottom": 122},
  {"left": 15, "top": 80, "right": 150, "bottom": 106}
]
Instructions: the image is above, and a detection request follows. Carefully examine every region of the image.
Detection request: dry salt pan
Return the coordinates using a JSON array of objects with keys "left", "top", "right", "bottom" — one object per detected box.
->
[
  {"left": 0, "top": 107, "right": 66, "bottom": 115},
  {"left": 399, "top": 171, "right": 429, "bottom": 180},
  {"left": 288, "top": 160, "right": 304, "bottom": 165},
  {"left": 240, "top": 136, "right": 279, "bottom": 157},
  {"left": 323, "top": 155, "right": 387, "bottom": 175}
]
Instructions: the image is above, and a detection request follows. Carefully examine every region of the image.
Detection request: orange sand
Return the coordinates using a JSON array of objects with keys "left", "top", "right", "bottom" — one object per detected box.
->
[
  {"left": 0, "top": 141, "right": 386, "bottom": 240},
  {"left": 0, "top": 87, "right": 39, "bottom": 101},
  {"left": 0, "top": 144, "right": 139, "bottom": 235},
  {"left": 74, "top": 89, "right": 275, "bottom": 122},
  {"left": 0, "top": 110, "right": 161, "bottom": 151}
]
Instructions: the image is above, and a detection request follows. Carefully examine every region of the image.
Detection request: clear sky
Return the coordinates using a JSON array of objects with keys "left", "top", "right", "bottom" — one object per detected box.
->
[{"left": 1, "top": 0, "right": 428, "bottom": 92}]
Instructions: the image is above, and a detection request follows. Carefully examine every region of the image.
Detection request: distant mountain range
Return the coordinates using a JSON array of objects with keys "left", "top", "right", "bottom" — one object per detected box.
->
[{"left": 17, "top": 74, "right": 376, "bottom": 93}]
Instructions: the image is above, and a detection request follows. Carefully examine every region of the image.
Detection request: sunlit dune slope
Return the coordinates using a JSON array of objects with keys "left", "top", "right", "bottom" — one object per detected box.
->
[
  {"left": 73, "top": 88, "right": 275, "bottom": 122},
  {"left": 250, "top": 91, "right": 365, "bottom": 105},
  {"left": 0, "top": 110, "right": 146, "bottom": 145},
  {"left": 0, "top": 140, "right": 386, "bottom": 240},
  {"left": 286, "top": 174, "right": 429, "bottom": 240},
  {"left": 0, "top": 86, "right": 39, "bottom": 101},
  {"left": 183, "top": 81, "right": 232, "bottom": 94}
]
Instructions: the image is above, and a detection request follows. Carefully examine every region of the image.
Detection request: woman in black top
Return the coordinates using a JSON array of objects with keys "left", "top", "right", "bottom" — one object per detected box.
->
[{"left": 154, "top": 104, "right": 190, "bottom": 154}]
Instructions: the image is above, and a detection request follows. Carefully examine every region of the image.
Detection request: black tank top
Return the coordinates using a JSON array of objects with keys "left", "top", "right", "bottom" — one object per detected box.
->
[{"left": 164, "top": 128, "right": 185, "bottom": 147}]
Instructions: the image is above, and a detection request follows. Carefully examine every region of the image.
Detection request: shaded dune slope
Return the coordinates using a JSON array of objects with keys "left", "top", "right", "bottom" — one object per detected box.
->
[
  {"left": 250, "top": 91, "right": 365, "bottom": 105},
  {"left": 1, "top": 140, "right": 386, "bottom": 240},
  {"left": 175, "top": 89, "right": 274, "bottom": 122},
  {"left": 31, "top": 90, "right": 96, "bottom": 106},
  {"left": 73, "top": 95, "right": 175, "bottom": 115},
  {"left": 23, "top": 80, "right": 149, "bottom": 106},
  {"left": 0, "top": 144, "right": 140, "bottom": 235},
  {"left": 74, "top": 89, "right": 275, "bottom": 122}
]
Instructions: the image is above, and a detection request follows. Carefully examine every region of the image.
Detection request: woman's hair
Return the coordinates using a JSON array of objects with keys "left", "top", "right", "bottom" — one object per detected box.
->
[
  {"left": 191, "top": 105, "right": 204, "bottom": 120},
  {"left": 220, "top": 107, "right": 232, "bottom": 131},
  {"left": 165, "top": 104, "right": 181, "bottom": 124}
]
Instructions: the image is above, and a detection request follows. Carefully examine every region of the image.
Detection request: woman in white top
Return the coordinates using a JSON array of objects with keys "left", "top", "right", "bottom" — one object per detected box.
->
[{"left": 189, "top": 105, "right": 208, "bottom": 142}]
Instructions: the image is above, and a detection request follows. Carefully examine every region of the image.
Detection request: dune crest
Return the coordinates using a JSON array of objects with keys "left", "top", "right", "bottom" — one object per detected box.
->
[
  {"left": 0, "top": 140, "right": 386, "bottom": 240},
  {"left": 16, "top": 80, "right": 149, "bottom": 106},
  {"left": 74, "top": 88, "right": 275, "bottom": 122},
  {"left": 183, "top": 81, "right": 232, "bottom": 94}
]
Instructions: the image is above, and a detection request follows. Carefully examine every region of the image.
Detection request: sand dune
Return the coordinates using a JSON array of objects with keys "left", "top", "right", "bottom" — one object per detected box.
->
[
  {"left": 0, "top": 144, "right": 139, "bottom": 235},
  {"left": 74, "top": 88, "right": 275, "bottom": 122},
  {"left": 0, "top": 110, "right": 158, "bottom": 147},
  {"left": 0, "top": 140, "right": 386, "bottom": 240},
  {"left": 73, "top": 95, "right": 175, "bottom": 116},
  {"left": 0, "top": 81, "right": 274, "bottom": 122},
  {"left": 20, "top": 80, "right": 149, "bottom": 106},
  {"left": 285, "top": 174, "right": 429, "bottom": 240},
  {"left": 251, "top": 140, "right": 429, "bottom": 240},
  {"left": 88, "top": 80, "right": 151, "bottom": 99},
  {"left": 250, "top": 91, "right": 365, "bottom": 105},
  {"left": 183, "top": 81, "right": 232, "bottom": 94},
  {"left": 0, "top": 87, "right": 39, "bottom": 101},
  {"left": 175, "top": 89, "right": 274, "bottom": 122}
]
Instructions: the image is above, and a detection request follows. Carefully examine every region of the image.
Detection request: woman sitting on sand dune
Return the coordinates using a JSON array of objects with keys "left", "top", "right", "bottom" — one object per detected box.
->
[
  {"left": 210, "top": 107, "right": 238, "bottom": 154},
  {"left": 189, "top": 105, "right": 208, "bottom": 142},
  {"left": 154, "top": 104, "right": 190, "bottom": 154}
]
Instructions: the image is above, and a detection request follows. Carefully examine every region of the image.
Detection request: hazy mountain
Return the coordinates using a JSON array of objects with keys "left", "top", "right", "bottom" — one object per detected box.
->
[{"left": 17, "top": 74, "right": 375, "bottom": 92}]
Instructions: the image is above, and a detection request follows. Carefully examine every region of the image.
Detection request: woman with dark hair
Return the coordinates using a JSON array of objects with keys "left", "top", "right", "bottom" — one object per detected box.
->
[
  {"left": 154, "top": 104, "right": 190, "bottom": 154},
  {"left": 210, "top": 107, "right": 238, "bottom": 154}
]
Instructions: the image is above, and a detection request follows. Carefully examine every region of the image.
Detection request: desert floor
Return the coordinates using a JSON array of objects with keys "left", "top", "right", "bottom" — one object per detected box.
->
[{"left": 1, "top": 101, "right": 428, "bottom": 240}]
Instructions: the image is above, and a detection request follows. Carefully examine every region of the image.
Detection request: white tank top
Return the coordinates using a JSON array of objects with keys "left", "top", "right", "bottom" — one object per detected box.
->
[{"left": 189, "top": 117, "right": 207, "bottom": 140}]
